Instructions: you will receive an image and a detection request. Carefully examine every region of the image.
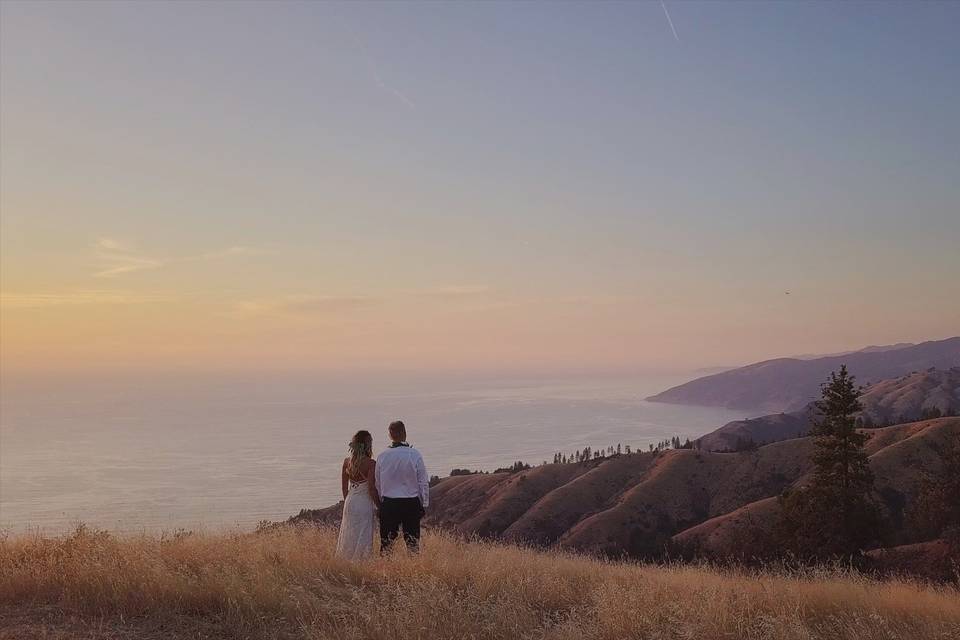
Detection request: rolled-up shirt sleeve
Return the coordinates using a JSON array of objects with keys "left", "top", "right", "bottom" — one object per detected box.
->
[{"left": 415, "top": 451, "right": 429, "bottom": 508}]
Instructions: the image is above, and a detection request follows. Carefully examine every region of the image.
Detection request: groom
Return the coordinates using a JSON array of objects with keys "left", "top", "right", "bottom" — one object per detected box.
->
[{"left": 375, "top": 420, "right": 429, "bottom": 553}]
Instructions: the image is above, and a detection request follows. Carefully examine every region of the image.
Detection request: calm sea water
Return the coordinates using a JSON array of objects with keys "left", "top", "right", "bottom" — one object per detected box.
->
[{"left": 0, "top": 371, "right": 752, "bottom": 533}]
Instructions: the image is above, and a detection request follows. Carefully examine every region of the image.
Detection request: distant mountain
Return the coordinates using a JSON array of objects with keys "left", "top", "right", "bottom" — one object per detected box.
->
[
  {"left": 292, "top": 418, "right": 960, "bottom": 566},
  {"left": 859, "top": 342, "right": 918, "bottom": 354},
  {"left": 696, "top": 367, "right": 960, "bottom": 451},
  {"left": 645, "top": 337, "right": 960, "bottom": 412},
  {"left": 691, "top": 365, "right": 740, "bottom": 376},
  {"left": 790, "top": 342, "right": 915, "bottom": 360}
]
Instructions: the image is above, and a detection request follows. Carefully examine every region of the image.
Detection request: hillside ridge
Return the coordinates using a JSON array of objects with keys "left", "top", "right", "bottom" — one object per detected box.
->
[{"left": 645, "top": 337, "right": 960, "bottom": 412}]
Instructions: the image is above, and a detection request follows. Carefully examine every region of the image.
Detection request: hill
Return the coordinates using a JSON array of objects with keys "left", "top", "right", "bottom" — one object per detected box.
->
[
  {"left": 296, "top": 418, "right": 960, "bottom": 568},
  {"left": 696, "top": 368, "right": 960, "bottom": 451},
  {"left": 675, "top": 418, "right": 959, "bottom": 558},
  {"left": 2, "top": 525, "right": 958, "bottom": 639},
  {"left": 645, "top": 337, "right": 960, "bottom": 412}
]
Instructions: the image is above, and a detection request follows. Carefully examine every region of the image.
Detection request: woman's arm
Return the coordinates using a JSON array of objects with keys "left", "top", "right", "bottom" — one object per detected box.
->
[
  {"left": 341, "top": 459, "right": 349, "bottom": 500},
  {"left": 365, "top": 459, "right": 381, "bottom": 508}
]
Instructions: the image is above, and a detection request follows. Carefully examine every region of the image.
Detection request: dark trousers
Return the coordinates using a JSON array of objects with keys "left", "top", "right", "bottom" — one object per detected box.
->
[{"left": 379, "top": 497, "right": 423, "bottom": 553}]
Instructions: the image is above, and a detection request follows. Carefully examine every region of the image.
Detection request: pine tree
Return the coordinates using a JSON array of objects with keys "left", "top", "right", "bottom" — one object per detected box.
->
[{"left": 778, "top": 365, "right": 883, "bottom": 560}]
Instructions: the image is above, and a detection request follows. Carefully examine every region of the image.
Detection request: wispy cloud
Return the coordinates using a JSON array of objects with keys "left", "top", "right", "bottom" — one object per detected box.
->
[
  {"left": 661, "top": 0, "right": 680, "bottom": 42},
  {"left": 229, "top": 285, "right": 492, "bottom": 319},
  {"left": 93, "top": 238, "right": 265, "bottom": 278},
  {"left": 95, "top": 237, "right": 129, "bottom": 252},
  {"left": 1, "top": 290, "right": 174, "bottom": 308},
  {"left": 94, "top": 237, "right": 164, "bottom": 277}
]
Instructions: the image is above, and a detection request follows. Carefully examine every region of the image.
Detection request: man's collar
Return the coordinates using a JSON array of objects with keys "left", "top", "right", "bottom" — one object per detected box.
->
[{"left": 389, "top": 441, "right": 410, "bottom": 448}]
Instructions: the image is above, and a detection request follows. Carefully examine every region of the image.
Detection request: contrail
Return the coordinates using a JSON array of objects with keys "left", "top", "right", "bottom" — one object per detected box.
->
[
  {"left": 353, "top": 33, "right": 416, "bottom": 110},
  {"left": 371, "top": 67, "right": 416, "bottom": 110},
  {"left": 661, "top": 0, "right": 680, "bottom": 42}
]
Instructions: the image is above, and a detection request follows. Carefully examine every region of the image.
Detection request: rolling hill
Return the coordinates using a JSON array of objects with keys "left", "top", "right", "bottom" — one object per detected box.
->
[
  {"left": 696, "top": 367, "right": 960, "bottom": 451},
  {"left": 676, "top": 418, "right": 959, "bottom": 560},
  {"left": 293, "top": 417, "right": 960, "bottom": 565},
  {"left": 645, "top": 337, "right": 960, "bottom": 412}
]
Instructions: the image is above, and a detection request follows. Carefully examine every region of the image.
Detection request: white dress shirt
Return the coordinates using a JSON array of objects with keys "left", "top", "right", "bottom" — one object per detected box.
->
[{"left": 375, "top": 444, "right": 430, "bottom": 507}]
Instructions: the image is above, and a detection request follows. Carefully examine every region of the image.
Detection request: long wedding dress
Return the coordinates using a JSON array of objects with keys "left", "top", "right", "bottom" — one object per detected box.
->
[{"left": 335, "top": 477, "right": 376, "bottom": 559}]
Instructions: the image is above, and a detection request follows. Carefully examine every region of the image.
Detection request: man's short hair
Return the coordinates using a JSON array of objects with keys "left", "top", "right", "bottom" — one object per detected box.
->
[{"left": 388, "top": 420, "right": 406, "bottom": 440}]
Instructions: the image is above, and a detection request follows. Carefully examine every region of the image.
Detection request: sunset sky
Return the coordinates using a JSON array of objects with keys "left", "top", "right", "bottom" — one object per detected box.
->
[{"left": 2, "top": 1, "right": 958, "bottom": 375}]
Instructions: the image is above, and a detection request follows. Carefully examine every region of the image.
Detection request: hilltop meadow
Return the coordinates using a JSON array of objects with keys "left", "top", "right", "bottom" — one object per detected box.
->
[{"left": 2, "top": 524, "right": 958, "bottom": 640}]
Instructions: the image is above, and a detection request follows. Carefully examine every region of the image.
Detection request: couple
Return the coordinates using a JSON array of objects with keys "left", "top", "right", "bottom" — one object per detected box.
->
[{"left": 335, "top": 420, "right": 429, "bottom": 559}]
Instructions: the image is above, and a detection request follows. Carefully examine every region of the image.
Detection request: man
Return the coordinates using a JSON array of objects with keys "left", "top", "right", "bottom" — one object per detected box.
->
[{"left": 375, "top": 420, "right": 429, "bottom": 553}]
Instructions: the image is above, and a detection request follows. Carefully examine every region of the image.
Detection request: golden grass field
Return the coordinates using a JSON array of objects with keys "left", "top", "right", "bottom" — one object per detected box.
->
[{"left": 1, "top": 524, "right": 958, "bottom": 640}]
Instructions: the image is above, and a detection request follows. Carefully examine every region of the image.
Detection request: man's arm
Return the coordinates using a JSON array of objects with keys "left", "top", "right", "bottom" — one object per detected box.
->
[
  {"left": 366, "top": 459, "right": 380, "bottom": 508},
  {"left": 375, "top": 453, "right": 383, "bottom": 497},
  {"left": 415, "top": 451, "right": 429, "bottom": 508}
]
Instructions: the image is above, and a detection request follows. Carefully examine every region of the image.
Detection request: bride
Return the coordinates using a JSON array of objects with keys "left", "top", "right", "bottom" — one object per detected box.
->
[{"left": 335, "top": 430, "right": 380, "bottom": 559}]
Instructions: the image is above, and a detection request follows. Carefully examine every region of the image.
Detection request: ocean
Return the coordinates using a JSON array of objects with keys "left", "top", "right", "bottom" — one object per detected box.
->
[{"left": 0, "top": 371, "right": 753, "bottom": 533}]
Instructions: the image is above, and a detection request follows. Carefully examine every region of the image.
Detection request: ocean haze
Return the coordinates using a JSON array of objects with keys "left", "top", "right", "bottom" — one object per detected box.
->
[{"left": 0, "top": 371, "right": 752, "bottom": 533}]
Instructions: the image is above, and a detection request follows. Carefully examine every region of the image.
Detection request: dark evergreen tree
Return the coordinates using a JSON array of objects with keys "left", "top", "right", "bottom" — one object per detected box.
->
[{"left": 778, "top": 365, "right": 883, "bottom": 560}]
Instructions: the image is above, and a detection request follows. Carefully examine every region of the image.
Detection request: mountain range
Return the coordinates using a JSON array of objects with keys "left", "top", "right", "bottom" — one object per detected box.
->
[{"left": 645, "top": 337, "right": 960, "bottom": 412}]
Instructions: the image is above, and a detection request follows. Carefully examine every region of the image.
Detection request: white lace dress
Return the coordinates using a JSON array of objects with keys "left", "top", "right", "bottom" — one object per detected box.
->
[{"left": 335, "top": 478, "right": 377, "bottom": 559}]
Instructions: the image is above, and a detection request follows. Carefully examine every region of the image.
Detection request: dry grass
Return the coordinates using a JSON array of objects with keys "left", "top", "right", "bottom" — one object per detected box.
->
[{"left": 1, "top": 524, "right": 959, "bottom": 640}]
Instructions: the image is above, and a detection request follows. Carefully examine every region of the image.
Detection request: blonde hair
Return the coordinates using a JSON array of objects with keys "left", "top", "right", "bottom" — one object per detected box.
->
[{"left": 347, "top": 430, "right": 373, "bottom": 477}]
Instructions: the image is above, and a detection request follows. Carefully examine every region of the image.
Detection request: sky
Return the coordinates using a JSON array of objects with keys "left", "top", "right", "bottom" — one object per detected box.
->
[{"left": 1, "top": 1, "right": 958, "bottom": 376}]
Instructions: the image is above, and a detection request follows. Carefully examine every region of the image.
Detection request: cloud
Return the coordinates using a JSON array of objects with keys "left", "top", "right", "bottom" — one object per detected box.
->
[
  {"left": 92, "top": 238, "right": 265, "bottom": 278},
  {"left": 95, "top": 237, "right": 131, "bottom": 252},
  {"left": 1, "top": 290, "right": 174, "bottom": 308},
  {"left": 93, "top": 236, "right": 164, "bottom": 277}
]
